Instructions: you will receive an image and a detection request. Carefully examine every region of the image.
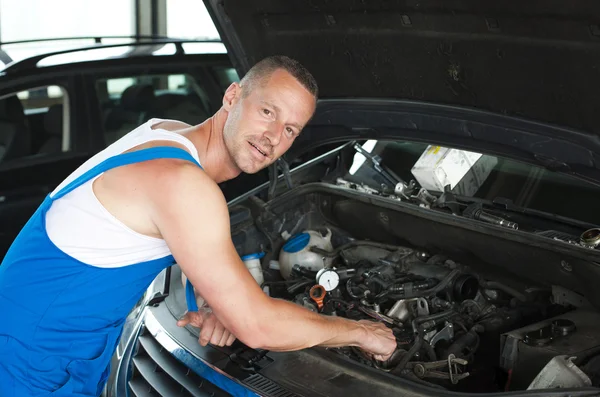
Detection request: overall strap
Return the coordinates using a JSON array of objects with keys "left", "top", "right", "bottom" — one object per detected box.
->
[
  {"left": 186, "top": 279, "right": 199, "bottom": 312},
  {"left": 52, "top": 147, "right": 202, "bottom": 200},
  {"left": 52, "top": 146, "right": 203, "bottom": 314}
]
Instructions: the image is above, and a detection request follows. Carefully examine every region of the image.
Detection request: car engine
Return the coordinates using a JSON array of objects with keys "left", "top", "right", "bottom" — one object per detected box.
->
[{"left": 256, "top": 226, "right": 600, "bottom": 392}]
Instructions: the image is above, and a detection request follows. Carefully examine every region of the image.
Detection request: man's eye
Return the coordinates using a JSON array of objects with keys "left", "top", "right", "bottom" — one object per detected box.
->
[
  {"left": 286, "top": 127, "right": 294, "bottom": 135},
  {"left": 263, "top": 109, "right": 271, "bottom": 116}
]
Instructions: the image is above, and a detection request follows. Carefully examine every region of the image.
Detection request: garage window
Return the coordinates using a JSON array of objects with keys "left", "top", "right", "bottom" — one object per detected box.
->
[
  {"left": 0, "top": 84, "right": 70, "bottom": 165},
  {"left": 166, "top": 0, "right": 220, "bottom": 40}
]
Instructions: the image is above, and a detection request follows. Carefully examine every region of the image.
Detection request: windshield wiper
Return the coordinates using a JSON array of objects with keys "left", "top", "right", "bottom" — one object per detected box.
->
[
  {"left": 409, "top": 185, "right": 518, "bottom": 229},
  {"left": 456, "top": 195, "right": 597, "bottom": 231},
  {"left": 463, "top": 202, "right": 519, "bottom": 229}
]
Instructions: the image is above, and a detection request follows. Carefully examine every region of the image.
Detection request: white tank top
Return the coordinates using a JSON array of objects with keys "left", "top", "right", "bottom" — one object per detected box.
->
[{"left": 45, "top": 118, "right": 202, "bottom": 268}]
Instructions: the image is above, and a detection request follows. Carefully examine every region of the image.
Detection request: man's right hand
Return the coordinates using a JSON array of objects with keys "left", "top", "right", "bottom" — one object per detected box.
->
[{"left": 356, "top": 320, "right": 397, "bottom": 361}]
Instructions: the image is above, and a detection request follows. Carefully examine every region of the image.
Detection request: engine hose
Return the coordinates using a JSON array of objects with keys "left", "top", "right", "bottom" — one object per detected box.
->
[
  {"left": 446, "top": 325, "right": 484, "bottom": 358},
  {"left": 393, "top": 311, "right": 457, "bottom": 371},
  {"left": 411, "top": 309, "right": 458, "bottom": 333},
  {"left": 426, "top": 254, "right": 447, "bottom": 266},
  {"left": 287, "top": 279, "right": 314, "bottom": 294},
  {"left": 574, "top": 345, "right": 600, "bottom": 366},
  {"left": 346, "top": 279, "right": 363, "bottom": 299},
  {"left": 310, "top": 240, "right": 402, "bottom": 258},
  {"left": 375, "top": 290, "right": 391, "bottom": 300},
  {"left": 402, "top": 269, "right": 461, "bottom": 299},
  {"left": 387, "top": 280, "right": 437, "bottom": 294},
  {"left": 423, "top": 340, "right": 437, "bottom": 361},
  {"left": 379, "top": 279, "right": 435, "bottom": 301},
  {"left": 254, "top": 217, "right": 276, "bottom": 251},
  {"left": 396, "top": 328, "right": 424, "bottom": 370},
  {"left": 480, "top": 280, "right": 527, "bottom": 302}
]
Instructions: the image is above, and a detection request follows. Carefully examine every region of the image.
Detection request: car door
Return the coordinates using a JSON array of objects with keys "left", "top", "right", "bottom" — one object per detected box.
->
[{"left": 0, "top": 75, "right": 94, "bottom": 260}]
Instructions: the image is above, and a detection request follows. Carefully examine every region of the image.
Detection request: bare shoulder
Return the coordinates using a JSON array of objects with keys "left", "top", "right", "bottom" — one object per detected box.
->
[
  {"left": 145, "top": 160, "right": 232, "bottom": 241},
  {"left": 93, "top": 148, "right": 222, "bottom": 240},
  {"left": 143, "top": 159, "right": 227, "bottom": 215}
]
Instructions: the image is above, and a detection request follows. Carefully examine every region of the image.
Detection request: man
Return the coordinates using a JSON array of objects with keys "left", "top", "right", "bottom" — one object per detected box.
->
[{"left": 0, "top": 56, "right": 396, "bottom": 396}]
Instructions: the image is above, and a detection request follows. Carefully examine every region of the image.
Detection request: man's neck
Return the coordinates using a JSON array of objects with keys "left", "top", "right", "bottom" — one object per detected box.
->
[{"left": 184, "top": 109, "right": 242, "bottom": 184}]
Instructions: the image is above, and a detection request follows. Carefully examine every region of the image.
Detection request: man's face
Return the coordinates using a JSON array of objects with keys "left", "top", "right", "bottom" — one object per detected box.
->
[{"left": 222, "top": 69, "right": 316, "bottom": 174}]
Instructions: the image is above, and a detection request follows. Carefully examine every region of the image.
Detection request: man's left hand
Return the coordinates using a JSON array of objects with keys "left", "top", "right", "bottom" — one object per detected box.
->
[{"left": 177, "top": 310, "right": 237, "bottom": 347}]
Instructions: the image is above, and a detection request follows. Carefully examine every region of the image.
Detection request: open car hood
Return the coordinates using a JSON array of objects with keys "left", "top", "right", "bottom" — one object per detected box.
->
[{"left": 204, "top": 0, "right": 600, "bottom": 180}]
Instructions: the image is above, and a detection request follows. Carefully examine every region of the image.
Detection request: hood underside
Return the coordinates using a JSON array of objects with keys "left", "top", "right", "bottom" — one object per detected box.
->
[{"left": 205, "top": 0, "right": 600, "bottom": 136}]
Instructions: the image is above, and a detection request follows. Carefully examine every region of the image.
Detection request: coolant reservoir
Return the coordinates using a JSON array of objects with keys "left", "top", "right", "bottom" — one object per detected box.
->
[{"left": 278, "top": 229, "right": 334, "bottom": 279}]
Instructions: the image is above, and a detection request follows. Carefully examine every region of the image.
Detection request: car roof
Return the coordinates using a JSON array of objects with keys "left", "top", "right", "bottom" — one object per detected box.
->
[{"left": 0, "top": 35, "right": 228, "bottom": 75}]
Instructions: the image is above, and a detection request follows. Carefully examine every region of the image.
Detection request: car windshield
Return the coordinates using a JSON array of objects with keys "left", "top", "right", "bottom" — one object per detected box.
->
[{"left": 344, "top": 140, "right": 600, "bottom": 225}]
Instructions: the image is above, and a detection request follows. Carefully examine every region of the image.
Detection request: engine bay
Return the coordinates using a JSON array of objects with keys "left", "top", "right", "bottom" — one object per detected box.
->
[{"left": 232, "top": 187, "right": 600, "bottom": 393}]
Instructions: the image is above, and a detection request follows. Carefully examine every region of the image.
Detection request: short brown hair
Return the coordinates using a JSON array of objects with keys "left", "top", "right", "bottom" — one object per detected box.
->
[{"left": 240, "top": 55, "right": 318, "bottom": 99}]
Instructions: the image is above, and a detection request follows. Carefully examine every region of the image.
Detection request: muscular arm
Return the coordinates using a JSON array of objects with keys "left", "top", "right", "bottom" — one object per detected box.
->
[{"left": 149, "top": 164, "right": 394, "bottom": 357}]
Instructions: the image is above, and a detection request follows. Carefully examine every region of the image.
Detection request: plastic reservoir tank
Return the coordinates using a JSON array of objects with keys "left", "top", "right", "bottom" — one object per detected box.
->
[
  {"left": 278, "top": 229, "right": 334, "bottom": 279},
  {"left": 241, "top": 252, "right": 265, "bottom": 285}
]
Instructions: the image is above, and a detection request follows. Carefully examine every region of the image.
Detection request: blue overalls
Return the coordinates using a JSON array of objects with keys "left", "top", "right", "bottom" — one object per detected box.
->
[{"left": 0, "top": 147, "right": 201, "bottom": 396}]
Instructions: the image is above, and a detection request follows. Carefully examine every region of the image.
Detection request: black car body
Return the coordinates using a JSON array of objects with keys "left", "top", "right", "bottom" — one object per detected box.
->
[
  {"left": 95, "top": 2, "right": 600, "bottom": 396},
  {"left": 0, "top": 36, "right": 279, "bottom": 260}
]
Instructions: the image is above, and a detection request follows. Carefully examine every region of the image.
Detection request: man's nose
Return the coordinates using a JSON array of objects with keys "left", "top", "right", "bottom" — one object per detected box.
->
[{"left": 264, "top": 122, "right": 283, "bottom": 146}]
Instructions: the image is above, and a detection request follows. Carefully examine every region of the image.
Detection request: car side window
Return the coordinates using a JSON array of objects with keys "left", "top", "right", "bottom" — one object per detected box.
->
[
  {"left": 96, "top": 73, "right": 212, "bottom": 146},
  {"left": 211, "top": 66, "right": 240, "bottom": 92},
  {"left": 0, "top": 84, "right": 70, "bottom": 167}
]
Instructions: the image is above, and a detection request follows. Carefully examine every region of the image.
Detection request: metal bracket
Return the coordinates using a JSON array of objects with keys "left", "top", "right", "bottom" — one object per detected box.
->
[
  {"left": 416, "top": 298, "right": 430, "bottom": 317},
  {"left": 409, "top": 354, "right": 469, "bottom": 384},
  {"left": 429, "top": 322, "right": 455, "bottom": 347}
]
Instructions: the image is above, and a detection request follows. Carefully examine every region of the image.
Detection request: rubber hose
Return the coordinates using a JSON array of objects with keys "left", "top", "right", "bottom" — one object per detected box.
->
[
  {"left": 254, "top": 217, "right": 276, "bottom": 252},
  {"left": 403, "top": 269, "right": 461, "bottom": 299},
  {"left": 446, "top": 325, "right": 483, "bottom": 358},
  {"left": 482, "top": 281, "right": 527, "bottom": 302},
  {"left": 388, "top": 280, "right": 436, "bottom": 293},
  {"left": 395, "top": 311, "right": 455, "bottom": 371},
  {"left": 423, "top": 340, "right": 437, "bottom": 361},
  {"left": 375, "top": 290, "right": 391, "bottom": 300},
  {"left": 426, "top": 254, "right": 447, "bottom": 265},
  {"left": 411, "top": 309, "right": 457, "bottom": 333},
  {"left": 346, "top": 279, "right": 362, "bottom": 299},
  {"left": 396, "top": 328, "right": 424, "bottom": 370}
]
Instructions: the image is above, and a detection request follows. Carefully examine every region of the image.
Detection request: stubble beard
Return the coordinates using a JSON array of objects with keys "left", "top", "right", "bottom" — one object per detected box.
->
[{"left": 223, "top": 106, "right": 274, "bottom": 175}]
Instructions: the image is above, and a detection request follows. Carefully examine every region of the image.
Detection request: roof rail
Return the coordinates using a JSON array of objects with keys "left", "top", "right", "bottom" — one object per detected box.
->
[
  {"left": 1, "top": 37, "right": 223, "bottom": 74},
  {"left": 0, "top": 35, "right": 219, "bottom": 47}
]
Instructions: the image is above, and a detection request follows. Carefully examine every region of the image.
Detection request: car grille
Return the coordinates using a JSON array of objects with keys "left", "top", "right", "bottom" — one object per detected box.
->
[
  {"left": 244, "top": 374, "right": 299, "bottom": 397},
  {"left": 128, "top": 327, "right": 232, "bottom": 397}
]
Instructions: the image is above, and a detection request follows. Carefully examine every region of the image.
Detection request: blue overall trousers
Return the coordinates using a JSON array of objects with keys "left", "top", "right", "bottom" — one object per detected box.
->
[{"left": 0, "top": 147, "right": 201, "bottom": 396}]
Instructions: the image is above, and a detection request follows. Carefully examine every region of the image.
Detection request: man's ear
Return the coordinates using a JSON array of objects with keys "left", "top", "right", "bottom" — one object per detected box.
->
[{"left": 222, "top": 82, "right": 241, "bottom": 110}]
